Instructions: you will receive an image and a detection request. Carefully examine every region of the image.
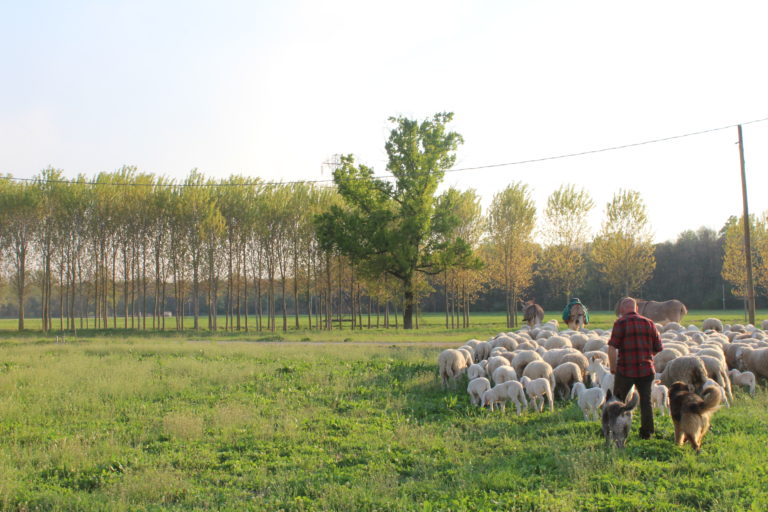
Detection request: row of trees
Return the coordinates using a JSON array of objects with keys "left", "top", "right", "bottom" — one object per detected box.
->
[{"left": 1, "top": 114, "right": 766, "bottom": 331}]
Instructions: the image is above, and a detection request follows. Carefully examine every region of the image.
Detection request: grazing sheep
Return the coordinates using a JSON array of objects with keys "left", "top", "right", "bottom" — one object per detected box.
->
[
  {"left": 571, "top": 381, "right": 606, "bottom": 421},
  {"left": 482, "top": 381, "right": 527, "bottom": 414},
  {"left": 522, "top": 360, "right": 556, "bottom": 393},
  {"left": 553, "top": 361, "right": 583, "bottom": 399},
  {"left": 584, "top": 351, "right": 610, "bottom": 366},
  {"left": 464, "top": 339, "right": 482, "bottom": 350},
  {"left": 736, "top": 346, "right": 768, "bottom": 379},
  {"left": 699, "top": 355, "right": 733, "bottom": 401},
  {"left": 569, "top": 333, "right": 589, "bottom": 351},
  {"left": 467, "top": 377, "right": 491, "bottom": 406},
  {"left": 541, "top": 348, "right": 576, "bottom": 368},
  {"left": 511, "top": 350, "right": 543, "bottom": 377},
  {"left": 474, "top": 341, "right": 493, "bottom": 362},
  {"left": 702, "top": 318, "right": 724, "bottom": 332},
  {"left": 492, "top": 365, "right": 518, "bottom": 386},
  {"left": 659, "top": 355, "right": 708, "bottom": 393},
  {"left": 583, "top": 338, "right": 606, "bottom": 353},
  {"left": 492, "top": 336, "right": 518, "bottom": 352},
  {"left": 662, "top": 341, "right": 690, "bottom": 355},
  {"left": 520, "top": 376, "right": 554, "bottom": 412},
  {"left": 702, "top": 378, "right": 730, "bottom": 408},
  {"left": 438, "top": 349, "right": 467, "bottom": 389},
  {"left": 457, "top": 348, "right": 474, "bottom": 368},
  {"left": 486, "top": 356, "right": 513, "bottom": 379},
  {"left": 662, "top": 322, "right": 683, "bottom": 333},
  {"left": 653, "top": 347, "right": 682, "bottom": 374},
  {"left": 728, "top": 369, "right": 756, "bottom": 396},
  {"left": 544, "top": 335, "right": 572, "bottom": 350},
  {"left": 467, "top": 363, "right": 486, "bottom": 381},
  {"left": 651, "top": 380, "right": 669, "bottom": 415},
  {"left": 516, "top": 340, "right": 539, "bottom": 351},
  {"left": 560, "top": 352, "right": 589, "bottom": 380}
]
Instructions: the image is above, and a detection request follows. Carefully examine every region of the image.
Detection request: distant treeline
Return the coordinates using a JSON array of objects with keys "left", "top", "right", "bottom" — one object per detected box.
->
[{"left": 0, "top": 168, "right": 761, "bottom": 331}]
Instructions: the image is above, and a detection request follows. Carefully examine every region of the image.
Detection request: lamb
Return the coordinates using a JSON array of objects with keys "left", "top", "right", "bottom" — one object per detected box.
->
[
  {"left": 699, "top": 354, "right": 733, "bottom": 401},
  {"left": 703, "top": 378, "right": 730, "bottom": 408},
  {"left": 569, "top": 333, "right": 589, "bottom": 352},
  {"left": 520, "top": 376, "right": 554, "bottom": 412},
  {"left": 586, "top": 357, "right": 614, "bottom": 393},
  {"left": 541, "top": 348, "right": 575, "bottom": 368},
  {"left": 651, "top": 380, "right": 669, "bottom": 415},
  {"left": 467, "top": 377, "right": 491, "bottom": 406},
  {"left": 570, "top": 382, "right": 605, "bottom": 421},
  {"left": 438, "top": 349, "right": 467, "bottom": 389},
  {"left": 481, "top": 380, "right": 527, "bottom": 414},
  {"left": 553, "top": 361, "right": 583, "bottom": 399},
  {"left": 467, "top": 363, "right": 486, "bottom": 381},
  {"left": 728, "top": 369, "right": 756, "bottom": 396},
  {"left": 736, "top": 346, "right": 768, "bottom": 379},
  {"left": 473, "top": 341, "right": 492, "bottom": 362},
  {"left": 560, "top": 352, "right": 589, "bottom": 380},
  {"left": 457, "top": 348, "right": 474, "bottom": 368},
  {"left": 584, "top": 351, "right": 609, "bottom": 367},
  {"left": 522, "top": 360, "right": 556, "bottom": 393},
  {"left": 486, "top": 355, "right": 513, "bottom": 378},
  {"left": 491, "top": 365, "right": 518, "bottom": 386},
  {"left": 511, "top": 350, "right": 543, "bottom": 377},
  {"left": 544, "top": 335, "right": 572, "bottom": 350},
  {"left": 659, "top": 355, "right": 708, "bottom": 393},
  {"left": 653, "top": 348, "right": 682, "bottom": 374},
  {"left": 702, "top": 318, "right": 724, "bottom": 332}
]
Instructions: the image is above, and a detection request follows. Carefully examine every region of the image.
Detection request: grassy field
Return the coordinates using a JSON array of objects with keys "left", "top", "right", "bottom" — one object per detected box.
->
[
  {"left": 0, "top": 335, "right": 766, "bottom": 511},
  {"left": 1, "top": 310, "right": 767, "bottom": 343}
]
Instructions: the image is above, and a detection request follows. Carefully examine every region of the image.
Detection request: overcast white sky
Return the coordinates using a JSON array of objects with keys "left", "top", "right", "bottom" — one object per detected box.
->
[{"left": 2, "top": 0, "right": 767, "bottom": 243}]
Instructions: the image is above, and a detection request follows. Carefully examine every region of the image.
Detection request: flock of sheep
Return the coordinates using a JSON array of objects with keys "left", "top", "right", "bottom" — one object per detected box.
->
[{"left": 437, "top": 317, "right": 768, "bottom": 420}]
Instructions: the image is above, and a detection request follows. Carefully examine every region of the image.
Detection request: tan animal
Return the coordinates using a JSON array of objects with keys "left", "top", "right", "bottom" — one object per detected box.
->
[
  {"left": 566, "top": 303, "right": 588, "bottom": 331},
  {"left": 522, "top": 300, "right": 544, "bottom": 328},
  {"left": 668, "top": 381, "right": 721, "bottom": 453},
  {"left": 616, "top": 297, "right": 688, "bottom": 325}
]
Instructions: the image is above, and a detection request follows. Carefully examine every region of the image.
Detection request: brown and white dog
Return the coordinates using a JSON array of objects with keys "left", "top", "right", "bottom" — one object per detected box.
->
[{"left": 668, "top": 381, "right": 721, "bottom": 453}]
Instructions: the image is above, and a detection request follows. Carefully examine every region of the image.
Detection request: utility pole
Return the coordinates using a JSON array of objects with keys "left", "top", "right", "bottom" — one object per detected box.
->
[{"left": 737, "top": 125, "right": 756, "bottom": 326}]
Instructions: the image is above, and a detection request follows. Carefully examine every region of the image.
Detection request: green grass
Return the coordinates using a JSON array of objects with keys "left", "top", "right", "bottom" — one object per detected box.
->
[
  {"left": 2, "top": 310, "right": 766, "bottom": 344},
  {"left": 0, "top": 338, "right": 766, "bottom": 510}
]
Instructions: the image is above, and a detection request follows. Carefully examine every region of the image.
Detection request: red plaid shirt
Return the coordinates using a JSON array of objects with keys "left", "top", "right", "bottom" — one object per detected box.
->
[{"left": 608, "top": 311, "right": 663, "bottom": 378}]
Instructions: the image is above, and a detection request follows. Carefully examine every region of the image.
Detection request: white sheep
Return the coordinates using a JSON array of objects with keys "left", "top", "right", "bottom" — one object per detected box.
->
[
  {"left": 481, "top": 381, "right": 527, "bottom": 414},
  {"left": 438, "top": 349, "right": 467, "bottom": 389},
  {"left": 491, "top": 336, "right": 518, "bottom": 352},
  {"left": 491, "top": 365, "right": 518, "bottom": 386},
  {"left": 737, "top": 346, "right": 768, "bottom": 380},
  {"left": 473, "top": 341, "right": 493, "bottom": 361},
  {"left": 541, "top": 348, "right": 576, "bottom": 368},
  {"left": 660, "top": 355, "right": 708, "bottom": 393},
  {"left": 699, "top": 355, "right": 733, "bottom": 401},
  {"left": 553, "top": 361, "right": 583, "bottom": 400},
  {"left": 520, "top": 376, "right": 554, "bottom": 412},
  {"left": 651, "top": 380, "right": 669, "bottom": 415},
  {"left": 486, "top": 355, "right": 513, "bottom": 378},
  {"left": 544, "top": 335, "right": 572, "bottom": 350},
  {"left": 522, "top": 360, "right": 556, "bottom": 393},
  {"left": 653, "top": 347, "right": 682, "bottom": 374},
  {"left": 570, "top": 381, "right": 605, "bottom": 421},
  {"left": 569, "top": 333, "right": 589, "bottom": 352},
  {"left": 702, "top": 318, "right": 724, "bottom": 332},
  {"left": 586, "top": 357, "right": 613, "bottom": 393},
  {"left": 457, "top": 347, "right": 474, "bottom": 368},
  {"left": 467, "top": 377, "right": 491, "bottom": 406},
  {"left": 467, "top": 363, "right": 486, "bottom": 381},
  {"left": 583, "top": 338, "right": 606, "bottom": 353},
  {"left": 728, "top": 369, "right": 756, "bottom": 396},
  {"left": 560, "top": 352, "right": 589, "bottom": 380},
  {"left": 511, "top": 350, "right": 543, "bottom": 377}
]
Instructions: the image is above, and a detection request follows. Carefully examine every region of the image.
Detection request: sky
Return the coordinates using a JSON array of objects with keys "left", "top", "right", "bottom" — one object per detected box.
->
[{"left": 2, "top": 0, "right": 768, "bottom": 243}]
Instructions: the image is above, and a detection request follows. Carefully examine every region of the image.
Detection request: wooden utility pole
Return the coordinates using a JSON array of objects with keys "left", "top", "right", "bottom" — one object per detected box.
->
[{"left": 737, "top": 125, "right": 756, "bottom": 326}]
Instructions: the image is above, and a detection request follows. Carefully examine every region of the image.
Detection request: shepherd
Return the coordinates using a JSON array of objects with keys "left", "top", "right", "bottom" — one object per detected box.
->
[{"left": 563, "top": 298, "right": 589, "bottom": 331}]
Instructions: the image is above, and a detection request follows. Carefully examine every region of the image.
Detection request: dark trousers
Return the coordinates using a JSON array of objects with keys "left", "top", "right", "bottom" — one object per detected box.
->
[{"left": 613, "top": 373, "right": 655, "bottom": 439}]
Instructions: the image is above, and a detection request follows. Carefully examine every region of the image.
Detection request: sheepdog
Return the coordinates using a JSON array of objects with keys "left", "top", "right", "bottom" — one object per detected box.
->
[
  {"left": 601, "top": 387, "right": 639, "bottom": 449},
  {"left": 668, "top": 381, "right": 721, "bottom": 453}
]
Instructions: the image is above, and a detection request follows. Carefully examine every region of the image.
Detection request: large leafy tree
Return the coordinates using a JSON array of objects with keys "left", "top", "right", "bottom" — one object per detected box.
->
[
  {"left": 315, "top": 112, "right": 475, "bottom": 329},
  {"left": 591, "top": 189, "right": 655, "bottom": 297},
  {"left": 721, "top": 214, "right": 768, "bottom": 298}
]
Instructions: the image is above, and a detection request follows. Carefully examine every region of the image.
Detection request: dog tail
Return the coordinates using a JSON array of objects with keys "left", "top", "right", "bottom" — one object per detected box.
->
[
  {"left": 694, "top": 386, "right": 722, "bottom": 415},
  {"left": 621, "top": 386, "right": 639, "bottom": 413}
]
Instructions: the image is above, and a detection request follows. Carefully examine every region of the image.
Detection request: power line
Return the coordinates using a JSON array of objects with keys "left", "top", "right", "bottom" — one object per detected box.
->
[{"left": 5, "top": 115, "right": 768, "bottom": 188}]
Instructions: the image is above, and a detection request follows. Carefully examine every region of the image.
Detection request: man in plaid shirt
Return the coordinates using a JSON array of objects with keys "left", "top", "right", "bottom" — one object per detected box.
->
[{"left": 608, "top": 297, "right": 664, "bottom": 440}]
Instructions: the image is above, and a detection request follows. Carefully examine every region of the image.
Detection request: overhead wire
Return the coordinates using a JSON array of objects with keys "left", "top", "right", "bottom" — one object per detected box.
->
[{"left": 4, "top": 116, "right": 768, "bottom": 188}]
